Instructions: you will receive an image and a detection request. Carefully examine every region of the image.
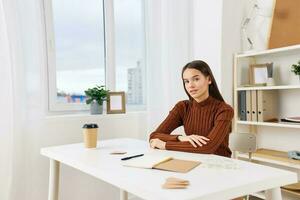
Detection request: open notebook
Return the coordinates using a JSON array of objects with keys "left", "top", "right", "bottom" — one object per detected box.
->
[{"left": 122, "top": 154, "right": 201, "bottom": 173}]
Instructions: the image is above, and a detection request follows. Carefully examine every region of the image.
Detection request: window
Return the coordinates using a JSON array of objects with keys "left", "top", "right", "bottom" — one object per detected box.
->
[
  {"left": 44, "top": 0, "right": 146, "bottom": 111},
  {"left": 114, "top": 0, "right": 146, "bottom": 107}
]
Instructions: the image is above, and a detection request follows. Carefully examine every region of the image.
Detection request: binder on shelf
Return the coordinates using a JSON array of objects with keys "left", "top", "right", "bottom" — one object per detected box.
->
[
  {"left": 238, "top": 91, "right": 247, "bottom": 121},
  {"left": 246, "top": 90, "right": 252, "bottom": 121},
  {"left": 251, "top": 90, "right": 258, "bottom": 121},
  {"left": 257, "top": 90, "right": 278, "bottom": 122}
]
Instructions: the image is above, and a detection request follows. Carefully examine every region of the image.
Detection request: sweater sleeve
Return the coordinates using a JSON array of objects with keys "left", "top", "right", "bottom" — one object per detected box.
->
[
  {"left": 165, "top": 104, "right": 233, "bottom": 154},
  {"left": 149, "top": 101, "right": 186, "bottom": 142}
]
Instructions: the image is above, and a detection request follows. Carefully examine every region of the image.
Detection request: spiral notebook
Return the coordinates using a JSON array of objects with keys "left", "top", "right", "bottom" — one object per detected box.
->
[{"left": 122, "top": 154, "right": 201, "bottom": 173}]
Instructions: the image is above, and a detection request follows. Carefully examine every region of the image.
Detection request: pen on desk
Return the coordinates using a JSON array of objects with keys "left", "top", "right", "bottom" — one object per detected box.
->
[{"left": 121, "top": 154, "right": 144, "bottom": 161}]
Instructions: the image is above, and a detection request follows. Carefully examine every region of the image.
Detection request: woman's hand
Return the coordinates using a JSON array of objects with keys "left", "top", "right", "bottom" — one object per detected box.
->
[
  {"left": 178, "top": 135, "right": 210, "bottom": 148},
  {"left": 149, "top": 139, "right": 166, "bottom": 150}
]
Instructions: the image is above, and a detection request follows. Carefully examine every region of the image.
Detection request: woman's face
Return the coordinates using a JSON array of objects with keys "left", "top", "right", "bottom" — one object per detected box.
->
[{"left": 182, "top": 68, "right": 211, "bottom": 102}]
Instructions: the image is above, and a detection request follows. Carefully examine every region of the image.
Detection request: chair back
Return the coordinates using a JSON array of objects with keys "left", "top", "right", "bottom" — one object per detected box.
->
[{"left": 229, "top": 133, "right": 257, "bottom": 154}]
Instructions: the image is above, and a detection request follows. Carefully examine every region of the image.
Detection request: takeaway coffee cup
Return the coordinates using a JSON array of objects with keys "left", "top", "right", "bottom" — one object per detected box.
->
[{"left": 82, "top": 123, "right": 99, "bottom": 148}]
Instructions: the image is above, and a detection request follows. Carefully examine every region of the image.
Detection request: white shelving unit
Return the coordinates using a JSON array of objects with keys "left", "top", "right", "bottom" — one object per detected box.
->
[
  {"left": 237, "top": 85, "right": 300, "bottom": 91},
  {"left": 236, "top": 44, "right": 300, "bottom": 58},
  {"left": 233, "top": 45, "right": 300, "bottom": 199},
  {"left": 237, "top": 120, "right": 300, "bottom": 129}
]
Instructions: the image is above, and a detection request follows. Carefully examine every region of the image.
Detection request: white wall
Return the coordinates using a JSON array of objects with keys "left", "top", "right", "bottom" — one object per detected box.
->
[
  {"left": 191, "top": 0, "right": 223, "bottom": 86},
  {"left": 221, "top": 0, "right": 244, "bottom": 104},
  {"left": 190, "top": 0, "right": 244, "bottom": 105}
]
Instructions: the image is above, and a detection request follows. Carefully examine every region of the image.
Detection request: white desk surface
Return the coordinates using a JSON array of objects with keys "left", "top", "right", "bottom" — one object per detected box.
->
[{"left": 41, "top": 138, "right": 297, "bottom": 200}]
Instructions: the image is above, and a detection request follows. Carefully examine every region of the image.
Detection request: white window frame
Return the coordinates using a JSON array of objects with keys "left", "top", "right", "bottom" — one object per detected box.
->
[{"left": 44, "top": 0, "right": 146, "bottom": 112}]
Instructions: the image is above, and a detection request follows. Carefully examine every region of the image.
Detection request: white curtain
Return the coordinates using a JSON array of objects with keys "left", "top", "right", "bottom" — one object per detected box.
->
[
  {"left": 0, "top": 0, "right": 27, "bottom": 199},
  {"left": 145, "top": 0, "right": 192, "bottom": 139},
  {"left": 0, "top": 0, "right": 14, "bottom": 199}
]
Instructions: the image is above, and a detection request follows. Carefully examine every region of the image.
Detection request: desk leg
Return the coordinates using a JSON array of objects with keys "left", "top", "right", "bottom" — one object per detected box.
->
[
  {"left": 120, "top": 189, "right": 128, "bottom": 200},
  {"left": 48, "top": 159, "right": 60, "bottom": 200},
  {"left": 265, "top": 187, "right": 282, "bottom": 200}
]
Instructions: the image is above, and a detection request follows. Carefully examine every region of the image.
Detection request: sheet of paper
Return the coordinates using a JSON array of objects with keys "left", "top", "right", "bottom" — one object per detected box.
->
[
  {"left": 110, "top": 95, "right": 122, "bottom": 110},
  {"left": 254, "top": 68, "right": 268, "bottom": 84}
]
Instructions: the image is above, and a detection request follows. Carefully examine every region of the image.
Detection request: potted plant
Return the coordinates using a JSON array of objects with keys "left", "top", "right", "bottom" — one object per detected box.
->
[
  {"left": 291, "top": 60, "right": 300, "bottom": 81},
  {"left": 84, "top": 85, "right": 109, "bottom": 114}
]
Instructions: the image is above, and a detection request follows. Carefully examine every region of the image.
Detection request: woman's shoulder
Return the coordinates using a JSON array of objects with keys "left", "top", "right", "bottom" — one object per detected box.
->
[
  {"left": 211, "top": 98, "right": 233, "bottom": 112},
  {"left": 172, "top": 100, "right": 192, "bottom": 112},
  {"left": 175, "top": 99, "right": 191, "bottom": 108}
]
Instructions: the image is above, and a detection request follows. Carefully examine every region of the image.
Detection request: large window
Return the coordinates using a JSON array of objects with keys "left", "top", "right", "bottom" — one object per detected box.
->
[
  {"left": 114, "top": 0, "right": 145, "bottom": 106},
  {"left": 44, "top": 0, "right": 146, "bottom": 111}
]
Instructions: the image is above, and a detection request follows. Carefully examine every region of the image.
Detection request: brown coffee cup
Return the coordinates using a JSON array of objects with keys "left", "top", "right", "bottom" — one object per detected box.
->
[{"left": 82, "top": 124, "right": 98, "bottom": 148}]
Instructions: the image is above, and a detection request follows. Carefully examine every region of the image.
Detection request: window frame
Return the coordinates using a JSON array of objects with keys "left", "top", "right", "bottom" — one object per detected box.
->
[{"left": 43, "top": 0, "right": 146, "bottom": 112}]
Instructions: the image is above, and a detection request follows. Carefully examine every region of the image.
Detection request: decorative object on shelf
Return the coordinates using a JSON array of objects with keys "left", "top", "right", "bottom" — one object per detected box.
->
[
  {"left": 266, "top": 62, "right": 275, "bottom": 86},
  {"left": 241, "top": 3, "right": 259, "bottom": 52},
  {"left": 84, "top": 85, "right": 109, "bottom": 114},
  {"left": 241, "top": 1, "right": 273, "bottom": 52},
  {"left": 249, "top": 63, "right": 269, "bottom": 86},
  {"left": 291, "top": 60, "right": 300, "bottom": 81},
  {"left": 107, "top": 91, "right": 126, "bottom": 114},
  {"left": 287, "top": 151, "right": 300, "bottom": 160}
]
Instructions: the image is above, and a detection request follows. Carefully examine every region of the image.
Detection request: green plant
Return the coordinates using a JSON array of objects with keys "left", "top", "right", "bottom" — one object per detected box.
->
[
  {"left": 84, "top": 85, "right": 109, "bottom": 105},
  {"left": 291, "top": 60, "right": 300, "bottom": 75}
]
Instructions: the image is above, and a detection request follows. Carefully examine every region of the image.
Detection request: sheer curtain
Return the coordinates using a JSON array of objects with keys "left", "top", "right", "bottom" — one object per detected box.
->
[
  {"left": 0, "top": 0, "right": 26, "bottom": 199},
  {"left": 145, "top": 0, "right": 192, "bottom": 139},
  {"left": 0, "top": 0, "right": 14, "bottom": 199}
]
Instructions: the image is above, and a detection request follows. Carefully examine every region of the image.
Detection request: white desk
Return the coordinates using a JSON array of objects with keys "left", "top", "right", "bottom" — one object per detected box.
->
[{"left": 41, "top": 138, "right": 297, "bottom": 200}]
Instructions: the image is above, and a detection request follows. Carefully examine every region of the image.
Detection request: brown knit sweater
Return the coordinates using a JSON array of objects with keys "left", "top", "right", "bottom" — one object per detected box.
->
[{"left": 149, "top": 96, "right": 234, "bottom": 157}]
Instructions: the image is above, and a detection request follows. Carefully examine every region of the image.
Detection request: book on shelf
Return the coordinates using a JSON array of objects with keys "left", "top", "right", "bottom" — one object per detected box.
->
[{"left": 281, "top": 117, "right": 300, "bottom": 123}]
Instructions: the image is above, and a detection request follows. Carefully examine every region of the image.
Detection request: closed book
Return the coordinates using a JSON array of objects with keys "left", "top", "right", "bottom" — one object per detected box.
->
[
  {"left": 246, "top": 90, "right": 252, "bottom": 121},
  {"left": 257, "top": 90, "right": 278, "bottom": 122},
  {"left": 251, "top": 90, "right": 257, "bottom": 121},
  {"left": 238, "top": 91, "right": 247, "bottom": 121}
]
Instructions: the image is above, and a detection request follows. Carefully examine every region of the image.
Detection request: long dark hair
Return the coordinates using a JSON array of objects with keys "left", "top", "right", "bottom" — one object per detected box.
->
[{"left": 181, "top": 60, "right": 224, "bottom": 102}]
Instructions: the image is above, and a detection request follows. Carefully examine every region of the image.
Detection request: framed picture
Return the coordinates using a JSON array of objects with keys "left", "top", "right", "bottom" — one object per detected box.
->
[
  {"left": 107, "top": 92, "right": 126, "bottom": 114},
  {"left": 249, "top": 63, "right": 268, "bottom": 86}
]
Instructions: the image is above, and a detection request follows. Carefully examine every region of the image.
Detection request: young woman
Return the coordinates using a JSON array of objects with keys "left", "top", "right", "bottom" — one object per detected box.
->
[{"left": 149, "top": 60, "right": 234, "bottom": 157}]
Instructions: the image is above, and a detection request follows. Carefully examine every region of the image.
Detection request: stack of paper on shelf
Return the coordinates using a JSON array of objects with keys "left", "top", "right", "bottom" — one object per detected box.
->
[
  {"left": 281, "top": 117, "right": 300, "bottom": 123},
  {"left": 122, "top": 154, "right": 201, "bottom": 173}
]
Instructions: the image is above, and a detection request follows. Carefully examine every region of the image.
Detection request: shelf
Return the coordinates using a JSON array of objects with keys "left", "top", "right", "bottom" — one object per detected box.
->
[
  {"left": 236, "top": 85, "right": 300, "bottom": 91},
  {"left": 238, "top": 149, "right": 300, "bottom": 170},
  {"left": 236, "top": 44, "right": 300, "bottom": 58},
  {"left": 237, "top": 120, "right": 300, "bottom": 129},
  {"left": 281, "top": 188, "right": 300, "bottom": 198}
]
